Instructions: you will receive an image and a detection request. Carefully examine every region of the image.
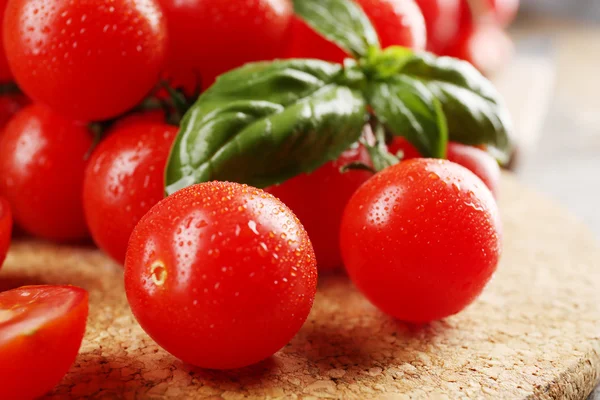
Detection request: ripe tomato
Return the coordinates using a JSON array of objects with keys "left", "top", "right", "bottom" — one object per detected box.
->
[
  {"left": 340, "top": 159, "right": 501, "bottom": 322},
  {"left": 490, "top": 0, "right": 519, "bottom": 27},
  {"left": 0, "top": 285, "right": 88, "bottom": 399},
  {"left": 267, "top": 144, "right": 372, "bottom": 270},
  {"left": 413, "top": 0, "right": 461, "bottom": 53},
  {"left": 84, "top": 122, "right": 178, "bottom": 264},
  {"left": 388, "top": 138, "right": 500, "bottom": 197},
  {"left": 0, "top": 197, "right": 11, "bottom": 268},
  {"left": 387, "top": 136, "right": 422, "bottom": 160},
  {"left": 125, "top": 182, "right": 317, "bottom": 369},
  {"left": 0, "top": 0, "right": 12, "bottom": 82},
  {"left": 286, "top": 0, "right": 427, "bottom": 63},
  {"left": 159, "top": 0, "right": 293, "bottom": 90},
  {"left": 443, "top": 21, "right": 513, "bottom": 76},
  {"left": 446, "top": 142, "right": 500, "bottom": 197},
  {"left": 0, "top": 93, "right": 28, "bottom": 129},
  {"left": 4, "top": 0, "right": 167, "bottom": 121},
  {"left": 0, "top": 104, "right": 91, "bottom": 241}
]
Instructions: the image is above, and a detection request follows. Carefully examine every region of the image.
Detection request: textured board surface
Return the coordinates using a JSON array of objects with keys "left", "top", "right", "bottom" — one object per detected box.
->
[{"left": 1, "top": 175, "right": 599, "bottom": 400}]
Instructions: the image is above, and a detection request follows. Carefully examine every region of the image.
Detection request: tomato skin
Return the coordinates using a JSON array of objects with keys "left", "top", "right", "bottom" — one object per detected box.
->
[
  {"left": 0, "top": 104, "right": 91, "bottom": 241},
  {"left": 125, "top": 182, "right": 317, "bottom": 369},
  {"left": 267, "top": 144, "right": 372, "bottom": 270},
  {"left": 447, "top": 142, "right": 500, "bottom": 197},
  {"left": 0, "top": 0, "right": 12, "bottom": 82},
  {"left": 340, "top": 159, "right": 501, "bottom": 322},
  {"left": 388, "top": 138, "right": 500, "bottom": 197},
  {"left": 0, "top": 197, "right": 11, "bottom": 268},
  {"left": 0, "top": 285, "right": 88, "bottom": 400},
  {"left": 490, "top": 0, "right": 519, "bottom": 27},
  {"left": 387, "top": 136, "right": 423, "bottom": 160},
  {"left": 0, "top": 93, "right": 28, "bottom": 130},
  {"left": 159, "top": 0, "right": 293, "bottom": 90},
  {"left": 443, "top": 21, "right": 513, "bottom": 76},
  {"left": 286, "top": 0, "right": 426, "bottom": 63},
  {"left": 413, "top": 0, "right": 461, "bottom": 53},
  {"left": 84, "top": 123, "right": 177, "bottom": 264},
  {"left": 3, "top": 0, "right": 167, "bottom": 121}
]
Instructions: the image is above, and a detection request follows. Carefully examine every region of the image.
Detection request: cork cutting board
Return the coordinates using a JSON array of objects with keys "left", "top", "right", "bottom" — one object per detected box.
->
[{"left": 1, "top": 174, "right": 599, "bottom": 399}]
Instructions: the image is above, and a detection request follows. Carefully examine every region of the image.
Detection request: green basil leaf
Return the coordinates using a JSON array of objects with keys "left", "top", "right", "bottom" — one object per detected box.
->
[
  {"left": 293, "top": 0, "right": 380, "bottom": 59},
  {"left": 368, "top": 75, "right": 449, "bottom": 158},
  {"left": 400, "top": 53, "right": 513, "bottom": 163},
  {"left": 165, "top": 60, "right": 368, "bottom": 195}
]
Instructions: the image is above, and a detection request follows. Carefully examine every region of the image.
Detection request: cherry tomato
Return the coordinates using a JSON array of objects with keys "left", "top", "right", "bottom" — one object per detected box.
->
[
  {"left": 125, "top": 182, "right": 317, "bottom": 369},
  {"left": 109, "top": 109, "right": 167, "bottom": 131},
  {"left": 84, "top": 122, "right": 178, "bottom": 264},
  {"left": 388, "top": 138, "right": 500, "bottom": 196},
  {"left": 159, "top": 0, "right": 293, "bottom": 90},
  {"left": 0, "top": 197, "right": 11, "bottom": 268},
  {"left": 442, "top": 21, "right": 513, "bottom": 76},
  {"left": 0, "top": 0, "right": 13, "bottom": 82},
  {"left": 387, "top": 136, "right": 422, "bottom": 160},
  {"left": 447, "top": 142, "right": 500, "bottom": 197},
  {"left": 0, "top": 104, "right": 91, "bottom": 241},
  {"left": 286, "top": 0, "right": 427, "bottom": 63},
  {"left": 4, "top": 0, "right": 167, "bottom": 121},
  {"left": 489, "top": 0, "right": 519, "bottom": 27},
  {"left": 413, "top": 0, "right": 461, "bottom": 53},
  {"left": 0, "top": 285, "right": 88, "bottom": 399},
  {"left": 340, "top": 159, "right": 501, "bottom": 322},
  {"left": 0, "top": 93, "right": 28, "bottom": 130},
  {"left": 267, "top": 144, "right": 372, "bottom": 270}
]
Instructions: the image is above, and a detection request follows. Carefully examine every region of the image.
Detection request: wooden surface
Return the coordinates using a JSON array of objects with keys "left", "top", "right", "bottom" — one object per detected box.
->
[{"left": 1, "top": 175, "right": 599, "bottom": 399}]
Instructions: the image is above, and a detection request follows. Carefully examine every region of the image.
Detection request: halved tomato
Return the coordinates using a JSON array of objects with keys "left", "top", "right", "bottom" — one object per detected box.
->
[{"left": 0, "top": 285, "right": 88, "bottom": 399}]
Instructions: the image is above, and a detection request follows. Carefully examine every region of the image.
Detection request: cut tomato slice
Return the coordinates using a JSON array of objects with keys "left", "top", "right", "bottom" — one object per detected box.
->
[{"left": 0, "top": 285, "right": 88, "bottom": 399}]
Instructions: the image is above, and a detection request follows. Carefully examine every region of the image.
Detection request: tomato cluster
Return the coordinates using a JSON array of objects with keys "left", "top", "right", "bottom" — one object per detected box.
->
[{"left": 0, "top": 0, "right": 511, "bottom": 395}]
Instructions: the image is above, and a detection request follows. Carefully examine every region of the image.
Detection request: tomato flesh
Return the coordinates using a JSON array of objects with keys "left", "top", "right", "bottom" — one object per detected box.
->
[
  {"left": 340, "top": 159, "right": 502, "bottom": 322},
  {"left": 84, "top": 122, "right": 178, "bottom": 264},
  {"left": 0, "top": 285, "right": 88, "bottom": 399},
  {"left": 0, "top": 104, "right": 91, "bottom": 241},
  {"left": 125, "top": 182, "right": 317, "bottom": 369}
]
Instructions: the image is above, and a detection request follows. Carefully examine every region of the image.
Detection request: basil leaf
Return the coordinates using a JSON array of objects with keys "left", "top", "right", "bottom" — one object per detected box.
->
[
  {"left": 293, "top": 0, "right": 380, "bottom": 59},
  {"left": 401, "top": 53, "right": 513, "bottom": 162},
  {"left": 368, "top": 75, "right": 449, "bottom": 158},
  {"left": 165, "top": 60, "right": 368, "bottom": 195}
]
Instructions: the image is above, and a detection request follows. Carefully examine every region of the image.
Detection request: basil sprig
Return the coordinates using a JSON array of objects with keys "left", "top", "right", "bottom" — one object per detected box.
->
[{"left": 165, "top": 0, "right": 512, "bottom": 193}]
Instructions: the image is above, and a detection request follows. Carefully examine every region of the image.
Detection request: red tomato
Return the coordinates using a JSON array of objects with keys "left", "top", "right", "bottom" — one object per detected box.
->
[
  {"left": 442, "top": 21, "right": 513, "bottom": 76},
  {"left": 84, "top": 122, "right": 178, "bottom": 264},
  {"left": 0, "top": 93, "right": 28, "bottom": 130},
  {"left": 159, "top": 0, "right": 293, "bottom": 90},
  {"left": 0, "top": 104, "right": 91, "bottom": 241},
  {"left": 413, "top": 0, "right": 461, "bottom": 53},
  {"left": 125, "top": 182, "right": 317, "bottom": 369},
  {"left": 387, "top": 136, "right": 422, "bottom": 160},
  {"left": 3, "top": 0, "right": 167, "bottom": 121},
  {"left": 0, "top": 285, "right": 88, "bottom": 399},
  {"left": 340, "top": 159, "right": 502, "bottom": 322},
  {"left": 0, "top": 197, "right": 11, "bottom": 268},
  {"left": 490, "top": 0, "right": 519, "bottom": 27},
  {"left": 0, "top": 0, "right": 12, "bottom": 82},
  {"left": 267, "top": 144, "right": 372, "bottom": 270},
  {"left": 388, "top": 138, "right": 500, "bottom": 196},
  {"left": 286, "top": 0, "right": 427, "bottom": 63},
  {"left": 109, "top": 109, "right": 167, "bottom": 131},
  {"left": 447, "top": 142, "right": 500, "bottom": 197}
]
